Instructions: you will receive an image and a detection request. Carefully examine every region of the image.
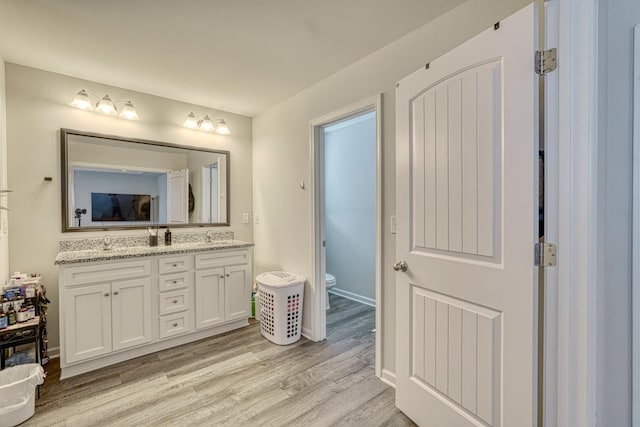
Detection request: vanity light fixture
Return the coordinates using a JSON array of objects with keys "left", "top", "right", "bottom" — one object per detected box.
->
[
  {"left": 200, "top": 115, "right": 215, "bottom": 131},
  {"left": 70, "top": 89, "right": 140, "bottom": 120},
  {"left": 183, "top": 112, "right": 230, "bottom": 135},
  {"left": 215, "top": 119, "right": 230, "bottom": 135},
  {"left": 119, "top": 101, "right": 140, "bottom": 120},
  {"left": 96, "top": 95, "right": 117, "bottom": 115}
]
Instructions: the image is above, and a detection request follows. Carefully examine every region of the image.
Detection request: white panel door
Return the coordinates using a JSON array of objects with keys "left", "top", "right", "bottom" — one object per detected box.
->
[
  {"left": 395, "top": 4, "right": 539, "bottom": 426},
  {"left": 167, "top": 169, "right": 189, "bottom": 224},
  {"left": 195, "top": 268, "right": 225, "bottom": 329},
  {"left": 64, "top": 283, "right": 112, "bottom": 364},
  {"left": 111, "top": 277, "right": 152, "bottom": 351},
  {"left": 224, "top": 265, "right": 250, "bottom": 321}
]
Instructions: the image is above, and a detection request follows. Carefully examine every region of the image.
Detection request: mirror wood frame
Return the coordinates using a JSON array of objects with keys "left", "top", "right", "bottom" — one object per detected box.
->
[{"left": 60, "top": 128, "right": 231, "bottom": 232}]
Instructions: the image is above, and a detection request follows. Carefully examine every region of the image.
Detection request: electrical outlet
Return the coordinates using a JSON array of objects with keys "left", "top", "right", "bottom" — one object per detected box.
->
[
  {"left": 242, "top": 213, "right": 249, "bottom": 224},
  {"left": 254, "top": 213, "right": 259, "bottom": 224},
  {"left": 391, "top": 215, "right": 397, "bottom": 234}
]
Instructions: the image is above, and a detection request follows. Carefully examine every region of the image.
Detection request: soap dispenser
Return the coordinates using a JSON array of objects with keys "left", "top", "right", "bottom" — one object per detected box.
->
[{"left": 164, "top": 228, "right": 172, "bottom": 246}]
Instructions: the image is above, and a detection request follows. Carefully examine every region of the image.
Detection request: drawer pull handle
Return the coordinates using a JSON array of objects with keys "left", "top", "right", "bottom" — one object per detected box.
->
[
  {"left": 113, "top": 291, "right": 119, "bottom": 296},
  {"left": 226, "top": 274, "right": 230, "bottom": 277},
  {"left": 172, "top": 280, "right": 178, "bottom": 284},
  {"left": 173, "top": 323, "right": 178, "bottom": 327},
  {"left": 104, "top": 293, "right": 109, "bottom": 297},
  {"left": 172, "top": 264, "right": 177, "bottom": 267},
  {"left": 173, "top": 300, "right": 178, "bottom": 304}
]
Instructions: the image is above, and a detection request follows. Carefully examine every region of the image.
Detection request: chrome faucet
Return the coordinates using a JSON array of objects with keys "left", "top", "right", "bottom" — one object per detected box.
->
[{"left": 102, "top": 235, "right": 113, "bottom": 251}]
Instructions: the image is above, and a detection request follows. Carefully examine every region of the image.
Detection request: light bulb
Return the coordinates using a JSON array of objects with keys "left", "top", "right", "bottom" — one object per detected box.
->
[
  {"left": 200, "top": 115, "right": 215, "bottom": 131},
  {"left": 215, "top": 119, "right": 230, "bottom": 135},
  {"left": 70, "top": 89, "right": 92, "bottom": 110},
  {"left": 96, "top": 95, "right": 117, "bottom": 115},
  {"left": 183, "top": 112, "right": 198, "bottom": 129},
  {"left": 119, "top": 101, "right": 139, "bottom": 120}
]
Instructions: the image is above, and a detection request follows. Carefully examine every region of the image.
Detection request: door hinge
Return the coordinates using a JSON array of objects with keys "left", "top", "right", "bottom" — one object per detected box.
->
[
  {"left": 535, "top": 48, "right": 557, "bottom": 75},
  {"left": 535, "top": 242, "right": 557, "bottom": 267}
]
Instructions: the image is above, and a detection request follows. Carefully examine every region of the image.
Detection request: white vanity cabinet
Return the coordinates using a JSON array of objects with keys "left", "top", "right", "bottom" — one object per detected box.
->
[
  {"left": 63, "top": 283, "right": 112, "bottom": 363},
  {"left": 58, "top": 246, "right": 252, "bottom": 379},
  {"left": 61, "top": 260, "right": 153, "bottom": 364},
  {"left": 195, "top": 251, "right": 251, "bottom": 329},
  {"left": 195, "top": 268, "right": 225, "bottom": 329},
  {"left": 224, "top": 264, "right": 251, "bottom": 321},
  {"left": 157, "top": 254, "right": 194, "bottom": 339}
]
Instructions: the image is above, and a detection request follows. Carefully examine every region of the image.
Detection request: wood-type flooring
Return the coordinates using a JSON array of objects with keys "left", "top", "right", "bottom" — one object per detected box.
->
[{"left": 26, "top": 295, "right": 415, "bottom": 426}]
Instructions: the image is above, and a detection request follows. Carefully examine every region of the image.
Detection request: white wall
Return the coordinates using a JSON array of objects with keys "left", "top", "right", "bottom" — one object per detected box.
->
[
  {"left": 252, "top": 0, "right": 532, "bottom": 375},
  {"left": 67, "top": 134, "right": 189, "bottom": 170},
  {"left": 0, "top": 57, "right": 8, "bottom": 282},
  {"left": 5, "top": 63, "right": 253, "bottom": 351},
  {"left": 596, "top": 0, "right": 640, "bottom": 423},
  {"left": 325, "top": 114, "right": 376, "bottom": 301}
]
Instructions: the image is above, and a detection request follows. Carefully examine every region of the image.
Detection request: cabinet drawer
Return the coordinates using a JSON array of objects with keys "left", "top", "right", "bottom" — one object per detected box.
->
[
  {"left": 63, "top": 259, "right": 151, "bottom": 287},
  {"left": 195, "top": 250, "right": 248, "bottom": 269},
  {"left": 159, "top": 312, "right": 193, "bottom": 339},
  {"left": 158, "top": 255, "right": 192, "bottom": 274},
  {"left": 159, "top": 289, "right": 190, "bottom": 315},
  {"left": 158, "top": 271, "right": 191, "bottom": 292}
]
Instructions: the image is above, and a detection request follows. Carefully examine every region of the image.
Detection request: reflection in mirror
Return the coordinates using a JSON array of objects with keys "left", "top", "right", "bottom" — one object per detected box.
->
[{"left": 61, "top": 129, "right": 230, "bottom": 231}]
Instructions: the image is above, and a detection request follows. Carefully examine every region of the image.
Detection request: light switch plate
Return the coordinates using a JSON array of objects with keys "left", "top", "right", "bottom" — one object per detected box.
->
[{"left": 242, "top": 213, "right": 249, "bottom": 224}]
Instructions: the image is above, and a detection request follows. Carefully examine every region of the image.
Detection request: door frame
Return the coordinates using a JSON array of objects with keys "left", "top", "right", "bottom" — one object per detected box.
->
[
  {"left": 550, "top": 0, "right": 599, "bottom": 425},
  {"left": 633, "top": 22, "right": 640, "bottom": 427},
  {"left": 309, "top": 94, "right": 382, "bottom": 376}
]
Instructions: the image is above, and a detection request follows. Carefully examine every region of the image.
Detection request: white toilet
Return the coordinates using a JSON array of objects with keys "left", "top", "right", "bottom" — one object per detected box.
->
[{"left": 325, "top": 273, "right": 336, "bottom": 310}]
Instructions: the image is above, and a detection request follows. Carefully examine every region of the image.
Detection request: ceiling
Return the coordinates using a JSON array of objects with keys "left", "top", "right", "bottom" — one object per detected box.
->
[{"left": 0, "top": 0, "right": 465, "bottom": 116}]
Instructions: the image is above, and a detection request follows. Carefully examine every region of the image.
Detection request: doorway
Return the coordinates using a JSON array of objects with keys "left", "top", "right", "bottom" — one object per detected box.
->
[
  {"left": 324, "top": 111, "right": 376, "bottom": 307},
  {"left": 310, "top": 95, "right": 382, "bottom": 377}
]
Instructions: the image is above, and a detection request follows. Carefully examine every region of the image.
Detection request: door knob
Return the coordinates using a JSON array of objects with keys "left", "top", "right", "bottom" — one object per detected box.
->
[{"left": 393, "top": 260, "right": 408, "bottom": 272}]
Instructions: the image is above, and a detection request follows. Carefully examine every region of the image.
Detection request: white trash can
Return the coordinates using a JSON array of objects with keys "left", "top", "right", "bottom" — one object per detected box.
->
[
  {"left": 256, "top": 271, "right": 305, "bottom": 345},
  {"left": 0, "top": 364, "right": 45, "bottom": 427}
]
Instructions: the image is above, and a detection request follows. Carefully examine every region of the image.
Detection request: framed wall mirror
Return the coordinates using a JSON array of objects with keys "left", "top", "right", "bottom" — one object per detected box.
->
[{"left": 60, "top": 129, "right": 230, "bottom": 232}]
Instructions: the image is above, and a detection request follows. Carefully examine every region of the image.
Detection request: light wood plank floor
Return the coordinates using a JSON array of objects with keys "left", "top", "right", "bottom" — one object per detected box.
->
[{"left": 27, "top": 295, "right": 415, "bottom": 426}]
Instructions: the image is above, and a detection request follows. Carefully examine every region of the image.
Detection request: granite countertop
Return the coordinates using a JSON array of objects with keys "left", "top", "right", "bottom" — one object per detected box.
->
[{"left": 55, "top": 240, "right": 254, "bottom": 265}]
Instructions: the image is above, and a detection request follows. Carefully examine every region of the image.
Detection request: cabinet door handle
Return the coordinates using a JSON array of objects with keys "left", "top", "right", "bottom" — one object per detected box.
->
[
  {"left": 172, "top": 323, "right": 178, "bottom": 327},
  {"left": 226, "top": 274, "right": 230, "bottom": 277},
  {"left": 173, "top": 300, "right": 178, "bottom": 304},
  {"left": 113, "top": 291, "right": 119, "bottom": 296},
  {"left": 104, "top": 293, "right": 110, "bottom": 297}
]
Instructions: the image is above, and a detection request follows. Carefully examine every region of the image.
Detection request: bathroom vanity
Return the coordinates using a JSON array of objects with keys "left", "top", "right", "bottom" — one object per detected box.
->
[{"left": 55, "top": 236, "right": 253, "bottom": 379}]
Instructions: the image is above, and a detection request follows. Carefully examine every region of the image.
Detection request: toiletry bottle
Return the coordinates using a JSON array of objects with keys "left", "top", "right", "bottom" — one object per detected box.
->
[
  {"left": 17, "top": 307, "right": 28, "bottom": 323},
  {"left": 0, "top": 305, "right": 7, "bottom": 329},
  {"left": 7, "top": 303, "right": 16, "bottom": 325},
  {"left": 165, "top": 228, "right": 172, "bottom": 246}
]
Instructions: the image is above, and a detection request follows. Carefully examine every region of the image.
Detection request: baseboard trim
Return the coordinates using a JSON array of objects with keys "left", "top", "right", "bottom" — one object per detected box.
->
[
  {"left": 380, "top": 368, "right": 396, "bottom": 388},
  {"left": 301, "top": 327, "right": 315, "bottom": 341},
  {"left": 329, "top": 288, "right": 376, "bottom": 307},
  {"left": 47, "top": 346, "right": 60, "bottom": 359}
]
